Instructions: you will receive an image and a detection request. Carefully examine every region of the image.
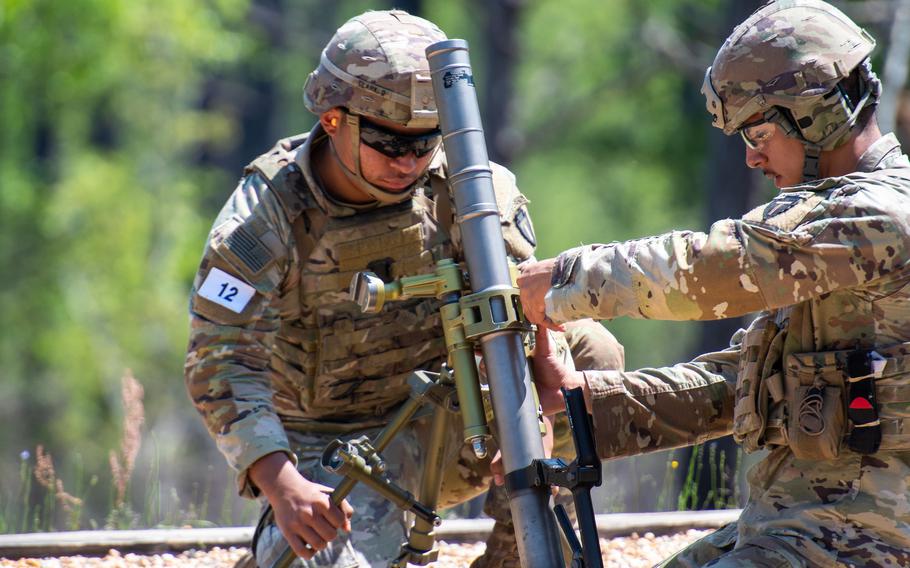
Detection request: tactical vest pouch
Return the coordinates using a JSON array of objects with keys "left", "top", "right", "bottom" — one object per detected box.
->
[
  {"left": 732, "top": 312, "right": 786, "bottom": 453},
  {"left": 782, "top": 350, "right": 859, "bottom": 460},
  {"left": 781, "top": 343, "right": 910, "bottom": 456},
  {"left": 785, "top": 360, "right": 846, "bottom": 460}
]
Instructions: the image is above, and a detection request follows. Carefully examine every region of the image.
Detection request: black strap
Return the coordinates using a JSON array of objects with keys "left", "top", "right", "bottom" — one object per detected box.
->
[{"left": 846, "top": 350, "right": 881, "bottom": 454}]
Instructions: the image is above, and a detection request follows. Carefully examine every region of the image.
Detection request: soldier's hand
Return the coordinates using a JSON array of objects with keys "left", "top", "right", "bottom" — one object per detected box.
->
[
  {"left": 490, "top": 451, "right": 505, "bottom": 486},
  {"left": 517, "top": 259, "right": 565, "bottom": 331},
  {"left": 531, "top": 327, "right": 585, "bottom": 415},
  {"left": 250, "top": 452, "right": 354, "bottom": 559},
  {"left": 542, "top": 414, "right": 556, "bottom": 457}
]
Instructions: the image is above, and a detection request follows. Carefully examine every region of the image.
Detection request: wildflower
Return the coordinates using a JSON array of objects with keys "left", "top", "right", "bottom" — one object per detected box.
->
[
  {"left": 671, "top": 460, "right": 679, "bottom": 469},
  {"left": 56, "top": 479, "right": 83, "bottom": 514},
  {"left": 34, "top": 445, "right": 82, "bottom": 521},
  {"left": 34, "top": 445, "right": 56, "bottom": 490},
  {"left": 110, "top": 370, "right": 145, "bottom": 507}
]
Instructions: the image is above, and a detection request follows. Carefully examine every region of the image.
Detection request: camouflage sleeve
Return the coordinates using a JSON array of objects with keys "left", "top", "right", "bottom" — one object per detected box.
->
[
  {"left": 545, "top": 187, "right": 910, "bottom": 323},
  {"left": 184, "top": 173, "right": 295, "bottom": 498},
  {"left": 583, "top": 329, "right": 742, "bottom": 460},
  {"left": 491, "top": 162, "right": 537, "bottom": 262},
  {"left": 562, "top": 319, "right": 625, "bottom": 372}
]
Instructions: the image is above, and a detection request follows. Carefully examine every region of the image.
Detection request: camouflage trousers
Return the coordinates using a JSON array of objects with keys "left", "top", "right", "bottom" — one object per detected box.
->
[
  {"left": 656, "top": 522, "right": 806, "bottom": 568},
  {"left": 253, "top": 414, "right": 496, "bottom": 568},
  {"left": 660, "top": 447, "right": 910, "bottom": 567}
]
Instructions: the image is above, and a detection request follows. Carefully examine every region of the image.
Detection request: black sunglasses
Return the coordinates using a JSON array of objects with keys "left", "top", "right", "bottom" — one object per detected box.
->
[{"left": 357, "top": 116, "right": 441, "bottom": 158}]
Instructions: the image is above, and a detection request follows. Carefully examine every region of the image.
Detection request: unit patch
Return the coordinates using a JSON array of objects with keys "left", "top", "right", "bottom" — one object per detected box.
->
[
  {"left": 198, "top": 267, "right": 256, "bottom": 313},
  {"left": 515, "top": 207, "right": 537, "bottom": 247},
  {"left": 762, "top": 194, "right": 804, "bottom": 220},
  {"left": 742, "top": 191, "right": 825, "bottom": 232}
]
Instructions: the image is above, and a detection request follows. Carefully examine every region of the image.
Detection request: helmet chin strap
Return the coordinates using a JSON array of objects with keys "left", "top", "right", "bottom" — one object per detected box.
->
[
  {"left": 801, "top": 143, "right": 822, "bottom": 182},
  {"left": 329, "top": 111, "right": 418, "bottom": 205},
  {"left": 793, "top": 63, "right": 880, "bottom": 183}
]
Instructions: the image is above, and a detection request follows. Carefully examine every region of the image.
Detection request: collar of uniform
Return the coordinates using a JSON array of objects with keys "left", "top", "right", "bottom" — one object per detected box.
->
[{"left": 854, "top": 133, "right": 905, "bottom": 173}]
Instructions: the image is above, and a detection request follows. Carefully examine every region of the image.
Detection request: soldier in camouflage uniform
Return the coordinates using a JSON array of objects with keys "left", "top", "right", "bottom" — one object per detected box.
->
[
  {"left": 184, "top": 9, "right": 622, "bottom": 567},
  {"left": 519, "top": 1, "right": 910, "bottom": 566}
]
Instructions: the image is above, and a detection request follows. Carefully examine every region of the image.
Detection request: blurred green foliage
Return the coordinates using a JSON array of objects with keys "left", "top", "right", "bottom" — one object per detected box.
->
[
  {"left": 1, "top": 0, "right": 254, "bottom": 527},
  {"left": 1, "top": 0, "right": 902, "bottom": 530}
]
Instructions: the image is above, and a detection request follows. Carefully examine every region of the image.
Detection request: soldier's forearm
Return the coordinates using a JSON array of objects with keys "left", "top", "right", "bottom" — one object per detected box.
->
[
  {"left": 545, "top": 222, "right": 771, "bottom": 323},
  {"left": 583, "top": 365, "right": 733, "bottom": 460},
  {"left": 249, "top": 451, "right": 301, "bottom": 499},
  {"left": 545, "top": 245, "right": 643, "bottom": 323}
]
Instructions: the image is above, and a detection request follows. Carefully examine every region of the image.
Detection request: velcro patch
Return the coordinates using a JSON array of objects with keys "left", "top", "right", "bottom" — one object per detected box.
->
[
  {"left": 224, "top": 224, "right": 273, "bottom": 274},
  {"left": 198, "top": 267, "right": 256, "bottom": 313},
  {"left": 514, "top": 207, "right": 536, "bottom": 247},
  {"left": 742, "top": 192, "right": 824, "bottom": 232},
  {"left": 762, "top": 194, "right": 803, "bottom": 220}
]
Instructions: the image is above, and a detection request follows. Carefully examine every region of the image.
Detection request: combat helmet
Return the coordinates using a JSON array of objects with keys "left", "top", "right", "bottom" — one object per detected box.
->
[
  {"left": 701, "top": 0, "right": 881, "bottom": 181},
  {"left": 304, "top": 10, "right": 446, "bottom": 203}
]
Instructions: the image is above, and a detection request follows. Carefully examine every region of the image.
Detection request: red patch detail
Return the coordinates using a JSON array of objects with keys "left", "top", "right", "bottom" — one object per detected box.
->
[{"left": 849, "top": 397, "right": 873, "bottom": 410}]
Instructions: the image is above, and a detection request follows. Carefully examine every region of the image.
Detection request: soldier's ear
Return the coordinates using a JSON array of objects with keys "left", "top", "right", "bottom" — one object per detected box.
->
[{"left": 321, "top": 109, "right": 343, "bottom": 135}]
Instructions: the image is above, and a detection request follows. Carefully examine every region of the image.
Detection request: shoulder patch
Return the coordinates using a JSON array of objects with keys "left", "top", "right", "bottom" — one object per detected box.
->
[
  {"left": 213, "top": 215, "right": 282, "bottom": 278},
  {"left": 742, "top": 192, "right": 825, "bottom": 232},
  {"left": 762, "top": 194, "right": 803, "bottom": 219},
  {"left": 224, "top": 224, "right": 273, "bottom": 274},
  {"left": 514, "top": 207, "right": 537, "bottom": 247}
]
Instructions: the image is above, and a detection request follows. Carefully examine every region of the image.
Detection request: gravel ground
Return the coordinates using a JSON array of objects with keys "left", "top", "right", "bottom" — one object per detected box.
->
[{"left": 0, "top": 530, "right": 710, "bottom": 567}]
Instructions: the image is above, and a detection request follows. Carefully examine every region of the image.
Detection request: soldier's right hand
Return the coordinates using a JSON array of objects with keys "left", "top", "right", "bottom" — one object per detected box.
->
[
  {"left": 250, "top": 452, "right": 354, "bottom": 559},
  {"left": 517, "top": 258, "right": 565, "bottom": 331}
]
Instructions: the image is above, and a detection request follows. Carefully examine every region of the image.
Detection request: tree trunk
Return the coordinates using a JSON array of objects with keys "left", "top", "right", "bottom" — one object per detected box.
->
[
  {"left": 879, "top": 0, "right": 910, "bottom": 135},
  {"left": 479, "top": 0, "right": 523, "bottom": 166}
]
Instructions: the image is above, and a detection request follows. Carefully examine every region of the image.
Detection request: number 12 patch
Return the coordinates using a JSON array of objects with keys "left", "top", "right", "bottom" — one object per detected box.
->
[{"left": 198, "top": 267, "right": 256, "bottom": 313}]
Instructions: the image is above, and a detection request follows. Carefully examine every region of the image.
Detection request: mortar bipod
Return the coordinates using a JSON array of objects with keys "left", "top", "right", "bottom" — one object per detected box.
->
[
  {"left": 269, "top": 369, "right": 456, "bottom": 568},
  {"left": 322, "top": 367, "right": 458, "bottom": 567}
]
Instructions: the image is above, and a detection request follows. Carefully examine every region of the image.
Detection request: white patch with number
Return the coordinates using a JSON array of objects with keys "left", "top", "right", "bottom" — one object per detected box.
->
[{"left": 198, "top": 267, "right": 256, "bottom": 313}]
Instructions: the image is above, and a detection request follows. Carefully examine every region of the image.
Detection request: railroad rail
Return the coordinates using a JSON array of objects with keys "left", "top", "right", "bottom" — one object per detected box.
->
[{"left": 0, "top": 509, "right": 741, "bottom": 559}]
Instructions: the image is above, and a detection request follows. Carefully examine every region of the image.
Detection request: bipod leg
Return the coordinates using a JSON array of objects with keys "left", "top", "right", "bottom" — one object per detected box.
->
[
  {"left": 330, "top": 372, "right": 438, "bottom": 506},
  {"left": 562, "top": 489, "right": 602, "bottom": 568},
  {"left": 512, "top": 387, "right": 603, "bottom": 568},
  {"left": 391, "top": 384, "right": 454, "bottom": 567},
  {"left": 554, "top": 504, "right": 584, "bottom": 568}
]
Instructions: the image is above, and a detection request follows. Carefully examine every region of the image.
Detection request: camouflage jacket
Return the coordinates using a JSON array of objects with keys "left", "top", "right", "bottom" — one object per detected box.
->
[
  {"left": 546, "top": 134, "right": 910, "bottom": 566},
  {"left": 185, "top": 125, "right": 538, "bottom": 497}
]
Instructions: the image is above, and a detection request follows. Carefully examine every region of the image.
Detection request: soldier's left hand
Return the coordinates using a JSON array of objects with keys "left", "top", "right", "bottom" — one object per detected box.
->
[
  {"left": 517, "top": 259, "right": 564, "bottom": 331},
  {"left": 531, "top": 327, "right": 586, "bottom": 415}
]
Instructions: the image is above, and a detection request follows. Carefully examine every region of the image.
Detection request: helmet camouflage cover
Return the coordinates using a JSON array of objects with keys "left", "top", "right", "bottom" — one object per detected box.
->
[
  {"left": 303, "top": 10, "right": 446, "bottom": 128},
  {"left": 702, "top": 0, "right": 879, "bottom": 151}
]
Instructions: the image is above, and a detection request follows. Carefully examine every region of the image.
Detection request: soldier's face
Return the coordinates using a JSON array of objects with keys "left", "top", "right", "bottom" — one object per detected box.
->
[
  {"left": 332, "top": 111, "right": 438, "bottom": 192},
  {"left": 741, "top": 114, "right": 805, "bottom": 188}
]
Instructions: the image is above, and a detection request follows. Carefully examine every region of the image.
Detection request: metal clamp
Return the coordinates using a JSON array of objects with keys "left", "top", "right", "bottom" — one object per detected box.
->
[{"left": 460, "top": 287, "right": 532, "bottom": 339}]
